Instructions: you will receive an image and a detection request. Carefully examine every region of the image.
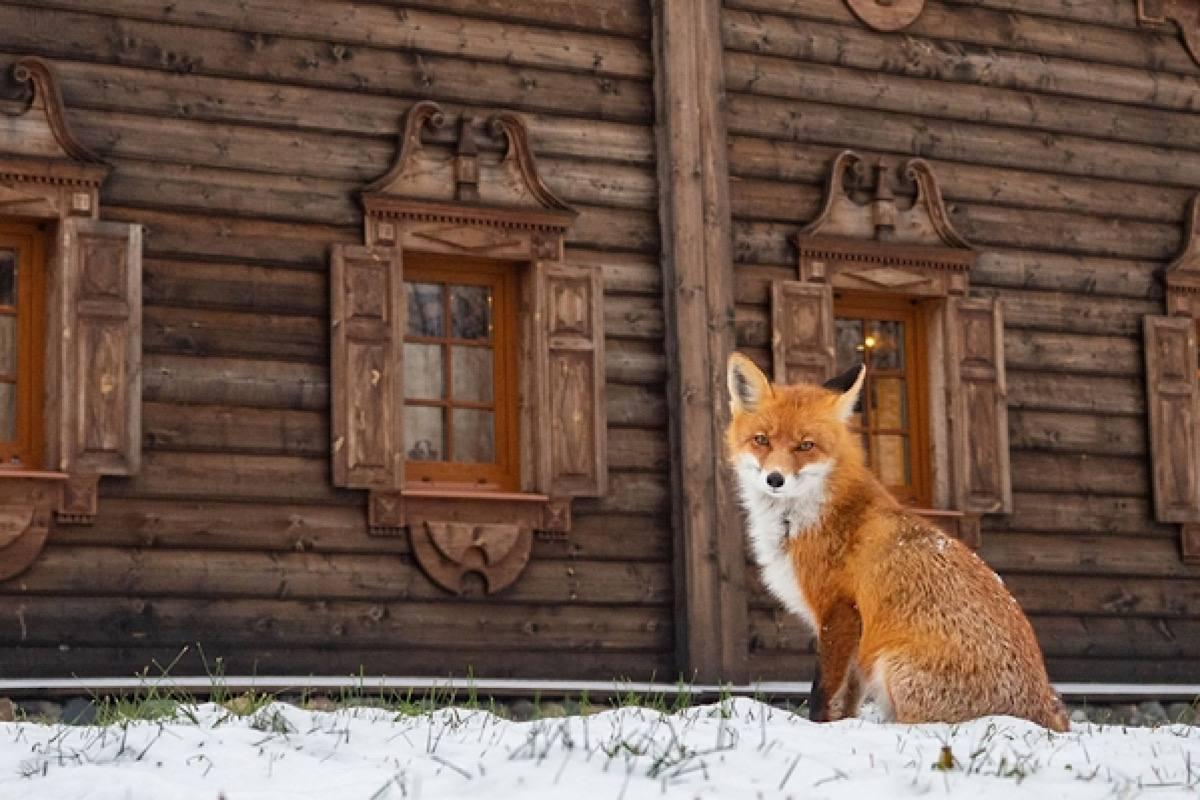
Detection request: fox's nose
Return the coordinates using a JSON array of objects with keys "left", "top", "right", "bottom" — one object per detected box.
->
[{"left": 765, "top": 472, "right": 785, "bottom": 489}]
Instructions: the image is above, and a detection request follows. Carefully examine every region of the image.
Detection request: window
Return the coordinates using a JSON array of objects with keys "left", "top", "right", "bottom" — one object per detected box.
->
[
  {"left": 833, "top": 293, "right": 930, "bottom": 507},
  {"left": 403, "top": 255, "right": 520, "bottom": 491},
  {"left": 0, "top": 222, "right": 45, "bottom": 469}
]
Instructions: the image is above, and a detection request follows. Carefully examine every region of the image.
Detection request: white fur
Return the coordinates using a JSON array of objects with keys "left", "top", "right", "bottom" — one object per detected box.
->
[{"left": 733, "top": 453, "right": 834, "bottom": 632}]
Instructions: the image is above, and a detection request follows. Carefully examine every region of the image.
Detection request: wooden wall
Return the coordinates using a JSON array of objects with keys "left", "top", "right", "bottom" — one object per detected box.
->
[
  {"left": 0, "top": 0, "right": 676, "bottom": 680},
  {"left": 728, "top": 0, "right": 1200, "bottom": 683}
]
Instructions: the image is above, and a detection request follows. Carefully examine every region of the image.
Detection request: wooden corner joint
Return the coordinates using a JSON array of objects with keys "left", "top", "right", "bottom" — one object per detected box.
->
[
  {"left": 55, "top": 474, "right": 99, "bottom": 525},
  {"left": 1137, "top": 0, "right": 1200, "bottom": 65}
]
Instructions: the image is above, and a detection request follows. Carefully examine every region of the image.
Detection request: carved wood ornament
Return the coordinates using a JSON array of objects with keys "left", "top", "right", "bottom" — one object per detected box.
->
[
  {"left": 845, "top": 0, "right": 925, "bottom": 32},
  {"left": 331, "top": 101, "right": 605, "bottom": 594},
  {"left": 1137, "top": 0, "right": 1200, "bottom": 66},
  {"left": 0, "top": 58, "right": 142, "bottom": 580},
  {"left": 779, "top": 151, "right": 1008, "bottom": 547}
]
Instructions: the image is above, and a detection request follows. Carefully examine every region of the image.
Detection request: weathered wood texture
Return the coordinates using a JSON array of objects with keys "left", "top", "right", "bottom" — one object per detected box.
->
[
  {"left": 0, "top": 1, "right": 674, "bottom": 680},
  {"left": 727, "top": 0, "right": 1200, "bottom": 684}
]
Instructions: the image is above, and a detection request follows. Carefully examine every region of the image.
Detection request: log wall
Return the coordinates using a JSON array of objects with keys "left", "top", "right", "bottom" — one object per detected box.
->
[
  {"left": 728, "top": 0, "right": 1200, "bottom": 683},
  {"left": 0, "top": 0, "right": 675, "bottom": 680}
]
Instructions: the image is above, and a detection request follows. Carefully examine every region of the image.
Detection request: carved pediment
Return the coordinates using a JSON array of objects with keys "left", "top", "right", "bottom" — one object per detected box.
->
[
  {"left": 794, "top": 151, "right": 975, "bottom": 296},
  {"left": 1137, "top": 0, "right": 1200, "bottom": 66},
  {"left": 1, "top": 58, "right": 107, "bottom": 179},
  {"left": 362, "top": 101, "right": 577, "bottom": 233}
]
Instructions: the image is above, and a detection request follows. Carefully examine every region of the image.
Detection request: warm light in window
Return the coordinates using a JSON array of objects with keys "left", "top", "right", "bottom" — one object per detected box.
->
[{"left": 863, "top": 335, "right": 877, "bottom": 349}]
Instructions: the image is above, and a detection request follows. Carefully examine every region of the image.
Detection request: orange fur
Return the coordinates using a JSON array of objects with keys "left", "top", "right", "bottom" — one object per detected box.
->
[{"left": 726, "top": 353, "right": 1067, "bottom": 731}]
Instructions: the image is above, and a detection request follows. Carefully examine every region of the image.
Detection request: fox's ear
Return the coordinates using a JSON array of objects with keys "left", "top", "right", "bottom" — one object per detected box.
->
[
  {"left": 727, "top": 352, "right": 772, "bottom": 414},
  {"left": 822, "top": 363, "right": 863, "bottom": 394},
  {"left": 834, "top": 364, "right": 867, "bottom": 423}
]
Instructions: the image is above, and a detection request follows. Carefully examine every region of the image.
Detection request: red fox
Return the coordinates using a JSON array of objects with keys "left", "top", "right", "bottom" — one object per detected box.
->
[{"left": 726, "top": 353, "right": 1067, "bottom": 731}]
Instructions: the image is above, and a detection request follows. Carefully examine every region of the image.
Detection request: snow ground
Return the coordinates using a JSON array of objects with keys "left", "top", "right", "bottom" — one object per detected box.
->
[{"left": 1, "top": 698, "right": 1198, "bottom": 799}]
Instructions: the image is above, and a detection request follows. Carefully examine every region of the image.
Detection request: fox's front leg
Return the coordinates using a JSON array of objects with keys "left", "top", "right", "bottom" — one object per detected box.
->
[{"left": 810, "top": 600, "right": 863, "bottom": 722}]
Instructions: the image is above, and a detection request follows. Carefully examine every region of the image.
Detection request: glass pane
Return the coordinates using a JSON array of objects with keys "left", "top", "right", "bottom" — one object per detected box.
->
[
  {"left": 867, "top": 319, "right": 905, "bottom": 371},
  {"left": 0, "top": 382, "right": 14, "bottom": 443},
  {"left": 406, "top": 282, "right": 444, "bottom": 337},
  {"left": 872, "top": 434, "right": 910, "bottom": 487},
  {"left": 871, "top": 377, "right": 907, "bottom": 429},
  {"left": 405, "top": 405, "right": 445, "bottom": 462},
  {"left": 834, "top": 318, "right": 863, "bottom": 374},
  {"left": 452, "top": 408, "right": 495, "bottom": 463},
  {"left": 450, "top": 285, "right": 491, "bottom": 341},
  {"left": 0, "top": 250, "right": 14, "bottom": 307},
  {"left": 451, "top": 346, "right": 493, "bottom": 403},
  {"left": 0, "top": 315, "right": 16, "bottom": 376},
  {"left": 404, "top": 343, "right": 444, "bottom": 400}
]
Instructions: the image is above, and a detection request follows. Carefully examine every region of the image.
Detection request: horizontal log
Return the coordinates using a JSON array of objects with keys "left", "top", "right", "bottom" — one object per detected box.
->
[
  {"left": 48, "top": 498, "right": 672, "bottom": 562},
  {"left": 721, "top": 8, "right": 1200, "bottom": 114},
  {"left": 980, "top": 532, "right": 1200, "bottom": 579},
  {"left": 1, "top": 645, "right": 673, "bottom": 682},
  {"left": 26, "top": 0, "right": 652, "bottom": 78},
  {"left": 13, "top": 545, "right": 672, "bottom": 606},
  {"left": 143, "top": 354, "right": 329, "bottom": 411},
  {"left": 1004, "top": 331, "right": 1141, "bottom": 377},
  {"left": 994, "top": 492, "right": 1169, "bottom": 537},
  {"left": 0, "top": 596, "right": 673, "bottom": 651},
  {"left": 1008, "top": 574, "right": 1200, "bottom": 618},
  {"left": 0, "top": 11, "right": 652, "bottom": 121},
  {"left": 1008, "top": 410, "right": 1145, "bottom": 457},
  {"left": 1007, "top": 371, "right": 1145, "bottom": 415},
  {"left": 1009, "top": 452, "right": 1151, "bottom": 497}
]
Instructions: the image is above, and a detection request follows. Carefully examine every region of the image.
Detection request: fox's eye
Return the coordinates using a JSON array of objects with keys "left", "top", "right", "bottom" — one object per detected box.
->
[
  {"left": 797, "top": 441, "right": 814, "bottom": 452},
  {"left": 752, "top": 434, "right": 769, "bottom": 447}
]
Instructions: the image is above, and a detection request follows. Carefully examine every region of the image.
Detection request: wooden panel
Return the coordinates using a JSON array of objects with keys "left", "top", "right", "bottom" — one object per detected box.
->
[
  {"left": 981, "top": 532, "right": 1200, "bottom": 578},
  {"left": 770, "top": 280, "right": 834, "bottom": 385},
  {"left": 540, "top": 262, "right": 606, "bottom": 497},
  {"left": 950, "top": 297, "right": 1011, "bottom": 514},
  {"left": 1143, "top": 315, "right": 1200, "bottom": 523},
  {"left": 330, "top": 245, "right": 403, "bottom": 490},
  {"left": 59, "top": 218, "right": 142, "bottom": 476}
]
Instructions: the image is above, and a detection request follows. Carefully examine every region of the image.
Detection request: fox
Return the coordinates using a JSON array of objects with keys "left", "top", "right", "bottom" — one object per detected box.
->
[{"left": 725, "top": 352, "right": 1068, "bottom": 731}]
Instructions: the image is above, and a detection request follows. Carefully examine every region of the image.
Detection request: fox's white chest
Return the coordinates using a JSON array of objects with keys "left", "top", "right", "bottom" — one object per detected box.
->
[{"left": 742, "top": 500, "right": 819, "bottom": 632}]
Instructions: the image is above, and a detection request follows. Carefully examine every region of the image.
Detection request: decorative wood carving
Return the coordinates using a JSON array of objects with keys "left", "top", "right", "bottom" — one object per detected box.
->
[
  {"left": 55, "top": 473, "right": 99, "bottom": 524},
  {"left": 1183, "top": 523, "right": 1200, "bottom": 564},
  {"left": 771, "top": 281, "right": 836, "bottom": 386},
  {"left": 1143, "top": 315, "right": 1200, "bottom": 523},
  {"left": 411, "top": 521, "right": 532, "bottom": 595},
  {"left": 845, "top": 0, "right": 925, "bottom": 32},
  {"left": 1163, "top": 194, "right": 1200, "bottom": 318},
  {"left": 0, "top": 472, "right": 65, "bottom": 581},
  {"left": 1137, "top": 0, "right": 1200, "bottom": 66}
]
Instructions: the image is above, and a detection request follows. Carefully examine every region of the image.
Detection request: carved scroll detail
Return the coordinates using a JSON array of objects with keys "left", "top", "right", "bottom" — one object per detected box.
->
[
  {"left": 845, "top": 0, "right": 925, "bottom": 32},
  {"left": 410, "top": 521, "right": 532, "bottom": 595},
  {"left": 8, "top": 58, "right": 106, "bottom": 165},
  {"left": 1137, "top": 0, "right": 1200, "bottom": 66},
  {"left": 1164, "top": 194, "right": 1200, "bottom": 318}
]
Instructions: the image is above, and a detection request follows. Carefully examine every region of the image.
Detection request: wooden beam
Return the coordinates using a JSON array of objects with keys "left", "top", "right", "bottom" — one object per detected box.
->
[{"left": 653, "top": 0, "right": 748, "bottom": 683}]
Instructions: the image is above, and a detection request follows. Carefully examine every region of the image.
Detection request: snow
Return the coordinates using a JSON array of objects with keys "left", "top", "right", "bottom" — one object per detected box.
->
[{"left": 1, "top": 698, "right": 1198, "bottom": 799}]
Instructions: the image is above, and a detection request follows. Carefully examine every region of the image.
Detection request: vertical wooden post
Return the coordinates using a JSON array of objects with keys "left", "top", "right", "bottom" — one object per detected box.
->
[{"left": 653, "top": 0, "right": 748, "bottom": 683}]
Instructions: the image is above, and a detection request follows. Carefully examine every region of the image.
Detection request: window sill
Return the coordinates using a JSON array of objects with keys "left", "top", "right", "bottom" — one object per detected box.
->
[
  {"left": 367, "top": 487, "right": 569, "bottom": 537},
  {"left": 0, "top": 469, "right": 68, "bottom": 480}
]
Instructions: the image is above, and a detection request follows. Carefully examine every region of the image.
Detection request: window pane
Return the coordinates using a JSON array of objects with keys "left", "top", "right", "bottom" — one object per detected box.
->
[
  {"left": 406, "top": 282, "right": 444, "bottom": 337},
  {"left": 0, "top": 250, "right": 14, "bottom": 307},
  {"left": 872, "top": 434, "right": 910, "bottom": 487},
  {"left": 871, "top": 377, "right": 907, "bottom": 429},
  {"left": 0, "top": 382, "right": 14, "bottom": 443},
  {"left": 405, "top": 405, "right": 445, "bottom": 462},
  {"left": 452, "top": 408, "right": 495, "bottom": 463},
  {"left": 867, "top": 319, "right": 905, "bottom": 371},
  {"left": 835, "top": 318, "right": 863, "bottom": 374},
  {"left": 404, "top": 343, "right": 444, "bottom": 400},
  {"left": 450, "top": 285, "right": 491, "bottom": 341},
  {"left": 0, "top": 315, "right": 16, "bottom": 376},
  {"left": 451, "top": 345, "right": 493, "bottom": 403}
]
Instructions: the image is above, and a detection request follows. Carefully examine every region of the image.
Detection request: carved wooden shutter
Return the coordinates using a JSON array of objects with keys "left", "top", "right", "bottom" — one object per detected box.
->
[
  {"left": 1143, "top": 315, "right": 1200, "bottom": 523},
  {"left": 330, "top": 245, "right": 404, "bottom": 489},
  {"left": 771, "top": 280, "right": 835, "bottom": 385},
  {"left": 58, "top": 218, "right": 142, "bottom": 476},
  {"left": 949, "top": 297, "right": 1012, "bottom": 514},
  {"left": 538, "top": 261, "right": 606, "bottom": 497}
]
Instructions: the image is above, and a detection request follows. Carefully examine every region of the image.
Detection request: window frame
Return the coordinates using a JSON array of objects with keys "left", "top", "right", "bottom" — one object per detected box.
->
[
  {"left": 402, "top": 254, "right": 521, "bottom": 492},
  {"left": 0, "top": 221, "right": 46, "bottom": 470}
]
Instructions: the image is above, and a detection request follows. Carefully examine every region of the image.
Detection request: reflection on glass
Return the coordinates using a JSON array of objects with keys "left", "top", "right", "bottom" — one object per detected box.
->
[
  {"left": 0, "top": 315, "right": 16, "bottom": 377},
  {"left": 452, "top": 408, "right": 495, "bottom": 463},
  {"left": 406, "top": 282, "right": 444, "bottom": 337},
  {"left": 871, "top": 377, "right": 907, "bottom": 428},
  {"left": 873, "top": 434, "right": 910, "bottom": 486},
  {"left": 451, "top": 346, "right": 493, "bottom": 403},
  {"left": 0, "top": 382, "right": 14, "bottom": 443},
  {"left": 0, "top": 251, "right": 14, "bottom": 307},
  {"left": 867, "top": 320, "right": 904, "bottom": 371},
  {"left": 403, "top": 343, "right": 444, "bottom": 400},
  {"left": 450, "top": 285, "right": 490, "bottom": 340},
  {"left": 835, "top": 318, "right": 863, "bottom": 374},
  {"left": 405, "top": 405, "right": 444, "bottom": 462}
]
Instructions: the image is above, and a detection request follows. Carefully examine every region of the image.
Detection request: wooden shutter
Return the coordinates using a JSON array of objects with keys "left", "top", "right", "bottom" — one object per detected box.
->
[
  {"left": 538, "top": 261, "right": 606, "bottom": 497},
  {"left": 1143, "top": 315, "right": 1200, "bottom": 523},
  {"left": 949, "top": 297, "right": 1011, "bottom": 514},
  {"left": 330, "top": 245, "right": 404, "bottom": 489},
  {"left": 771, "top": 280, "right": 835, "bottom": 385},
  {"left": 58, "top": 218, "right": 142, "bottom": 476}
]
